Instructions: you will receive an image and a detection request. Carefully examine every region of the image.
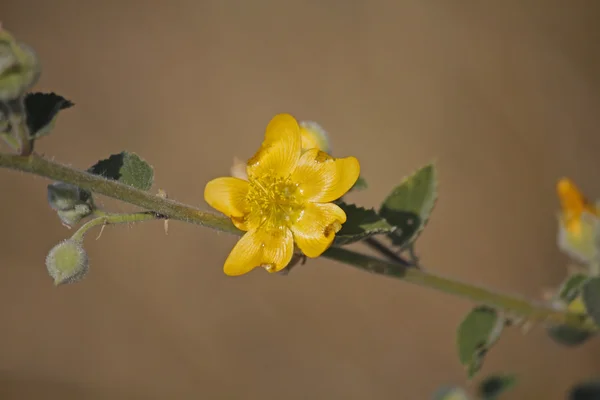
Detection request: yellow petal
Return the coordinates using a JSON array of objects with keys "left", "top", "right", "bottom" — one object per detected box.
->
[
  {"left": 204, "top": 176, "right": 249, "bottom": 219},
  {"left": 291, "top": 202, "right": 346, "bottom": 258},
  {"left": 223, "top": 227, "right": 294, "bottom": 276},
  {"left": 247, "top": 114, "right": 302, "bottom": 179},
  {"left": 291, "top": 149, "right": 360, "bottom": 203},
  {"left": 557, "top": 178, "right": 598, "bottom": 215}
]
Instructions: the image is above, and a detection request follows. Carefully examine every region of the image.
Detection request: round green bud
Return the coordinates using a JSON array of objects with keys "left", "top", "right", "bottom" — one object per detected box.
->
[{"left": 45, "top": 239, "right": 89, "bottom": 286}]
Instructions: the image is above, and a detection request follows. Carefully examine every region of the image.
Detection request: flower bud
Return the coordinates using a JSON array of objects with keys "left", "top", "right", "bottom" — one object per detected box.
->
[
  {"left": 45, "top": 239, "right": 89, "bottom": 286},
  {"left": 47, "top": 182, "right": 94, "bottom": 227},
  {"left": 0, "top": 29, "right": 40, "bottom": 101}
]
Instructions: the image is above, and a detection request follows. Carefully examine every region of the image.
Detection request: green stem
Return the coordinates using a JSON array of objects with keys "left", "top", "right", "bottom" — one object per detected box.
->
[
  {"left": 71, "top": 211, "right": 161, "bottom": 242},
  {"left": 5, "top": 98, "right": 32, "bottom": 156},
  {"left": 0, "top": 153, "right": 595, "bottom": 332}
]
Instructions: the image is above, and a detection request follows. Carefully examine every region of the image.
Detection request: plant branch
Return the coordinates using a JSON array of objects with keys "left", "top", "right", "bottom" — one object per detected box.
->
[{"left": 0, "top": 152, "right": 595, "bottom": 332}]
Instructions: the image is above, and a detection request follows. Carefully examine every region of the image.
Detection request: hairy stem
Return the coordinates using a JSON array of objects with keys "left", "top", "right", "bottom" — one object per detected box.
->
[
  {"left": 71, "top": 211, "right": 162, "bottom": 241},
  {"left": 0, "top": 152, "right": 595, "bottom": 332},
  {"left": 5, "top": 98, "right": 32, "bottom": 156}
]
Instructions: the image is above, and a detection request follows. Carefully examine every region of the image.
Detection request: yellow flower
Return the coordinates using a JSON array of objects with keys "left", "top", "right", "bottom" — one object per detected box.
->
[
  {"left": 557, "top": 178, "right": 599, "bottom": 237},
  {"left": 205, "top": 114, "right": 360, "bottom": 276}
]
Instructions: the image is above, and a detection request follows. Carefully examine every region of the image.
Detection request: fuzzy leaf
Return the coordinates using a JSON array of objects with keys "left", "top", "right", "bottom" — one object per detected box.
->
[
  {"left": 582, "top": 277, "right": 600, "bottom": 327},
  {"left": 457, "top": 306, "right": 504, "bottom": 379},
  {"left": 334, "top": 202, "right": 395, "bottom": 245},
  {"left": 88, "top": 152, "right": 154, "bottom": 191},
  {"left": 24, "top": 92, "right": 74, "bottom": 138},
  {"left": 432, "top": 387, "right": 470, "bottom": 400},
  {"left": 379, "top": 163, "right": 438, "bottom": 248},
  {"left": 477, "top": 374, "right": 517, "bottom": 400}
]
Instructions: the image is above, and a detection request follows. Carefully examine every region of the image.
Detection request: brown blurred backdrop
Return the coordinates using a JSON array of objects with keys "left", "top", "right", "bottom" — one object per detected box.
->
[{"left": 1, "top": 1, "right": 600, "bottom": 399}]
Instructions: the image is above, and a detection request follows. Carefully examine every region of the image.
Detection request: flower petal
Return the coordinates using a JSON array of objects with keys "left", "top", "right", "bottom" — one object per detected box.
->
[
  {"left": 291, "top": 149, "right": 360, "bottom": 203},
  {"left": 247, "top": 114, "right": 302, "bottom": 179},
  {"left": 223, "top": 227, "right": 294, "bottom": 276},
  {"left": 291, "top": 202, "right": 346, "bottom": 258},
  {"left": 204, "top": 177, "right": 250, "bottom": 219}
]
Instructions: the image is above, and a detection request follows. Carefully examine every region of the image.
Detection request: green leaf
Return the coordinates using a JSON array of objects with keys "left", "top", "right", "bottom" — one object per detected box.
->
[
  {"left": 546, "top": 274, "right": 592, "bottom": 346},
  {"left": 547, "top": 325, "right": 591, "bottom": 347},
  {"left": 24, "top": 92, "right": 74, "bottom": 138},
  {"left": 333, "top": 202, "right": 395, "bottom": 245},
  {"left": 379, "top": 163, "right": 438, "bottom": 248},
  {"left": 457, "top": 306, "right": 504, "bottom": 379},
  {"left": 582, "top": 277, "right": 600, "bottom": 327},
  {"left": 349, "top": 175, "right": 368, "bottom": 192},
  {"left": 432, "top": 387, "right": 470, "bottom": 400},
  {"left": 568, "top": 380, "right": 600, "bottom": 400},
  {"left": 558, "top": 274, "right": 590, "bottom": 302},
  {"left": 477, "top": 374, "right": 517, "bottom": 400},
  {"left": 88, "top": 152, "right": 154, "bottom": 191}
]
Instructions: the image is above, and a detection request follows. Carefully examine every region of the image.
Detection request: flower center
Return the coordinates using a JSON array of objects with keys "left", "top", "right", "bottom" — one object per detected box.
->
[{"left": 247, "top": 175, "right": 304, "bottom": 228}]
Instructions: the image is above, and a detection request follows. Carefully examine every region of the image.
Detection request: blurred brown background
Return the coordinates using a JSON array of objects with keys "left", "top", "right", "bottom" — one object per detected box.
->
[{"left": 1, "top": 1, "right": 600, "bottom": 399}]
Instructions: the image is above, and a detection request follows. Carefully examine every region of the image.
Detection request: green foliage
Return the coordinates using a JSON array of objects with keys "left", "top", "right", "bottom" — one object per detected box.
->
[
  {"left": 477, "top": 374, "right": 517, "bottom": 400},
  {"left": 457, "top": 306, "right": 504, "bottom": 379},
  {"left": 24, "top": 92, "right": 74, "bottom": 138},
  {"left": 379, "top": 163, "right": 437, "bottom": 249},
  {"left": 349, "top": 175, "right": 368, "bottom": 192},
  {"left": 334, "top": 202, "right": 395, "bottom": 245},
  {"left": 582, "top": 277, "right": 600, "bottom": 326},
  {"left": 432, "top": 387, "right": 470, "bottom": 400},
  {"left": 88, "top": 152, "right": 154, "bottom": 191},
  {"left": 547, "top": 274, "right": 593, "bottom": 346}
]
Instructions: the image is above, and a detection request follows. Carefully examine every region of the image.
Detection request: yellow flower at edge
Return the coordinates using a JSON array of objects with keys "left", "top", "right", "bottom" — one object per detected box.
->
[
  {"left": 556, "top": 178, "right": 599, "bottom": 237},
  {"left": 205, "top": 114, "right": 360, "bottom": 276}
]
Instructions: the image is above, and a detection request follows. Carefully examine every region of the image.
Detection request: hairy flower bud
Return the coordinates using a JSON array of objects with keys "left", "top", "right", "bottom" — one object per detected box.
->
[
  {"left": 45, "top": 239, "right": 89, "bottom": 286},
  {"left": 47, "top": 182, "right": 94, "bottom": 227},
  {"left": 0, "top": 29, "right": 40, "bottom": 101}
]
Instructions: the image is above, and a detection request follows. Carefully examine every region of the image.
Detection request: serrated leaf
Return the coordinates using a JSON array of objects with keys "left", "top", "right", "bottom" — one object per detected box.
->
[
  {"left": 379, "top": 163, "right": 437, "bottom": 248},
  {"left": 333, "top": 202, "right": 395, "bottom": 245},
  {"left": 88, "top": 152, "right": 154, "bottom": 191},
  {"left": 568, "top": 380, "right": 600, "bottom": 400},
  {"left": 349, "top": 175, "right": 368, "bottom": 192},
  {"left": 432, "top": 387, "right": 470, "bottom": 400},
  {"left": 24, "top": 92, "right": 74, "bottom": 138},
  {"left": 457, "top": 306, "right": 504, "bottom": 379},
  {"left": 582, "top": 277, "right": 600, "bottom": 327},
  {"left": 477, "top": 374, "right": 517, "bottom": 400}
]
